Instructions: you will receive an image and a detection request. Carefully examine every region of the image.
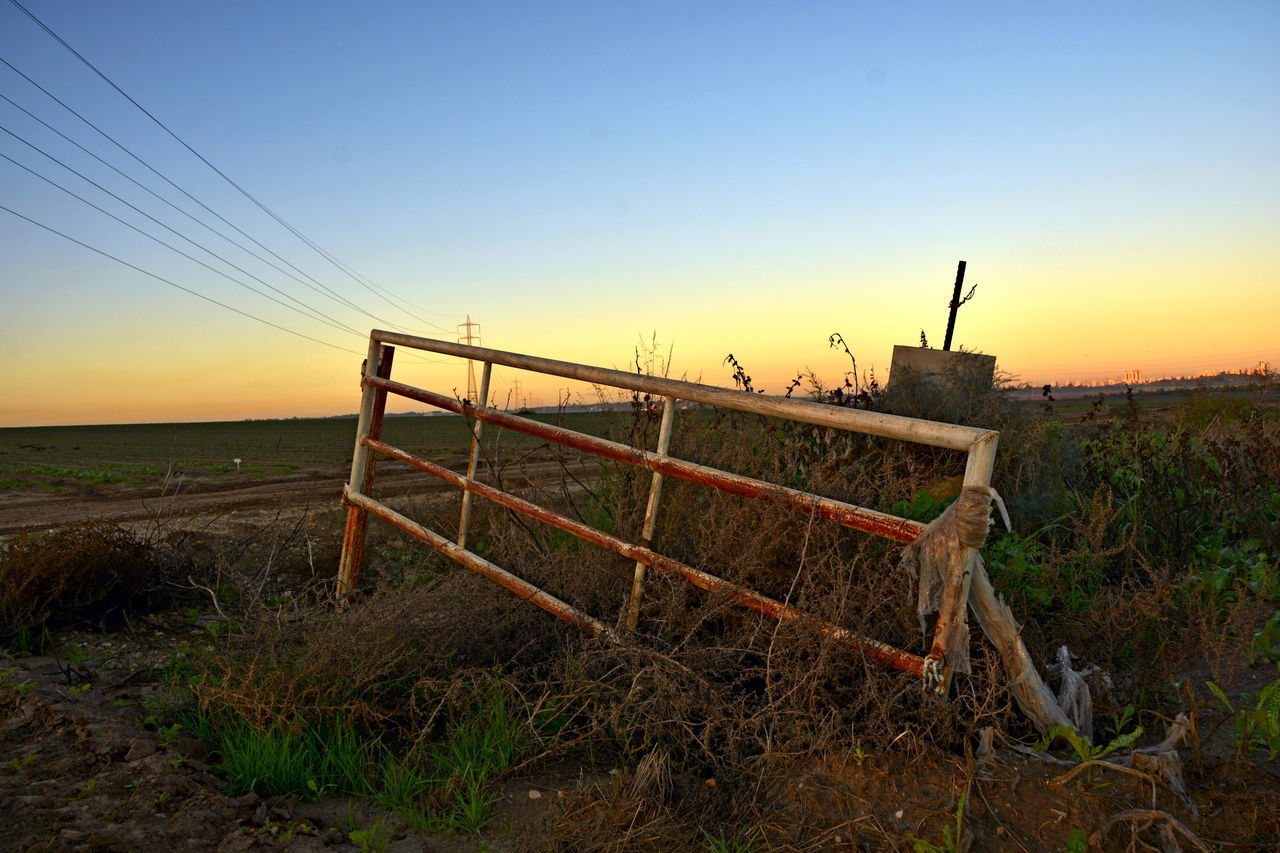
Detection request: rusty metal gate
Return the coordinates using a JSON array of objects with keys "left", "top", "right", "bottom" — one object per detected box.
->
[{"left": 335, "top": 329, "right": 1044, "bottom": 703}]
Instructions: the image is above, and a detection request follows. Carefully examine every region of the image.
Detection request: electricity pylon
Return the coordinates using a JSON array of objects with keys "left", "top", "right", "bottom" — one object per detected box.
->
[{"left": 457, "top": 315, "right": 481, "bottom": 402}]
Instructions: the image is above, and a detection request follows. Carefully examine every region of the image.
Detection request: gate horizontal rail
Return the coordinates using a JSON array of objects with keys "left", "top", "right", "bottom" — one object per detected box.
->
[
  {"left": 355, "top": 439, "right": 927, "bottom": 676},
  {"left": 370, "top": 329, "right": 991, "bottom": 451},
  {"left": 363, "top": 374, "right": 928, "bottom": 544},
  {"left": 337, "top": 330, "right": 1004, "bottom": 697}
]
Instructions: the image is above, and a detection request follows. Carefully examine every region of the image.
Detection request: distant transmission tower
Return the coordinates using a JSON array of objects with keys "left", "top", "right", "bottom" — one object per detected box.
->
[
  {"left": 457, "top": 314, "right": 482, "bottom": 402},
  {"left": 511, "top": 379, "right": 524, "bottom": 411}
]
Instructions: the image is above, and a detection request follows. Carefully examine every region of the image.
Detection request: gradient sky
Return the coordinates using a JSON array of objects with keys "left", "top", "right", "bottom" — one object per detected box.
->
[{"left": 1, "top": 0, "right": 1277, "bottom": 426}]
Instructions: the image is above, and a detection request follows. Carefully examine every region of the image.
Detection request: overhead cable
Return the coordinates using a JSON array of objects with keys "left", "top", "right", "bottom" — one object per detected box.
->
[
  {"left": 0, "top": 88, "right": 404, "bottom": 327},
  {"left": 0, "top": 202, "right": 361, "bottom": 355},
  {"left": 0, "top": 123, "right": 364, "bottom": 337},
  {"left": 0, "top": 54, "right": 425, "bottom": 335},
  {"left": 6, "top": 0, "right": 456, "bottom": 332},
  {"left": 0, "top": 150, "right": 369, "bottom": 340}
]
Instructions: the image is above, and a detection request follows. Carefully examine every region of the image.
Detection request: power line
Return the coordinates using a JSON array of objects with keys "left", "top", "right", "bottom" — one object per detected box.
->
[
  {"left": 6, "top": 0, "right": 457, "bottom": 332},
  {"left": 1, "top": 150, "right": 450, "bottom": 366},
  {"left": 0, "top": 122, "right": 364, "bottom": 337},
  {"left": 0, "top": 87, "right": 411, "bottom": 329},
  {"left": 0, "top": 146, "right": 363, "bottom": 338},
  {"left": 0, "top": 127, "right": 450, "bottom": 366},
  {"left": 0, "top": 54, "right": 426, "bottom": 335},
  {"left": 0, "top": 201, "right": 361, "bottom": 355}
]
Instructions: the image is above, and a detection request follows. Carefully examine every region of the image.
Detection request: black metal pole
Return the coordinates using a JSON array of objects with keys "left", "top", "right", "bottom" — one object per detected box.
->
[{"left": 942, "top": 260, "right": 966, "bottom": 351}]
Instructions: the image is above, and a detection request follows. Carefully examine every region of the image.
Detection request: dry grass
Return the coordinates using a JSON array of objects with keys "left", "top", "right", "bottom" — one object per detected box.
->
[
  {"left": 0, "top": 522, "right": 174, "bottom": 645},
  {"left": 13, "top": 365, "right": 1273, "bottom": 848}
]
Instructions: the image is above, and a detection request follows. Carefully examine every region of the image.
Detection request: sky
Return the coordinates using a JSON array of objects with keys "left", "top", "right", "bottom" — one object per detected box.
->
[{"left": 1, "top": 0, "right": 1277, "bottom": 426}]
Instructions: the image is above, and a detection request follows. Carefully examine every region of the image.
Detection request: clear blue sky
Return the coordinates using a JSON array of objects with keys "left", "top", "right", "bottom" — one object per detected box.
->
[{"left": 1, "top": 0, "right": 1277, "bottom": 424}]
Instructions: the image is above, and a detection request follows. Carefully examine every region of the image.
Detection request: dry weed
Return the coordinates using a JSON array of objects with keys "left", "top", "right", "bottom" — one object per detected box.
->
[{"left": 0, "top": 522, "right": 174, "bottom": 643}]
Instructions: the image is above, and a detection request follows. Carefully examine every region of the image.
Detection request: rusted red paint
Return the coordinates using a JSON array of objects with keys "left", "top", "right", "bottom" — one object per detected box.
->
[
  {"left": 338, "top": 508, "right": 366, "bottom": 603},
  {"left": 363, "top": 346, "right": 395, "bottom": 492},
  {"left": 365, "top": 376, "right": 925, "bottom": 544},
  {"left": 338, "top": 345, "right": 395, "bottom": 600},
  {"left": 343, "top": 485, "right": 618, "bottom": 641},
  {"left": 362, "top": 437, "right": 927, "bottom": 677},
  {"left": 926, "top": 551, "right": 975, "bottom": 671}
]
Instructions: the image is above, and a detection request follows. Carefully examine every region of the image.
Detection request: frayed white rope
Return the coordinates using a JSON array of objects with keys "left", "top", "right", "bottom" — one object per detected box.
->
[{"left": 901, "top": 485, "right": 1009, "bottom": 675}]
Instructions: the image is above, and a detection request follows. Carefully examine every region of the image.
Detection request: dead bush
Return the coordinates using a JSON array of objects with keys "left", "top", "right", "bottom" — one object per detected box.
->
[
  {"left": 0, "top": 522, "right": 171, "bottom": 645},
  {"left": 192, "top": 567, "right": 567, "bottom": 731}
]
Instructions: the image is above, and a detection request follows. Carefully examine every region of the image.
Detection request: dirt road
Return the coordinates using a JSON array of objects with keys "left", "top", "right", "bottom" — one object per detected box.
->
[{"left": 0, "top": 460, "right": 596, "bottom": 536}]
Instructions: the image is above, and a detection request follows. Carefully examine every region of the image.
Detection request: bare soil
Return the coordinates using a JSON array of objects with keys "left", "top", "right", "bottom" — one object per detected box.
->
[
  {"left": 5, "top": 620, "right": 1278, "bottom": 851},
  {"left": 0, "top": 460, "right": 593, "bottom": 537},
  {"left": 1, "top": 647, "right": 488, "bottom": 852},
  {"left": 2, "top": 447, "right": 1278, "bottom": 849}
]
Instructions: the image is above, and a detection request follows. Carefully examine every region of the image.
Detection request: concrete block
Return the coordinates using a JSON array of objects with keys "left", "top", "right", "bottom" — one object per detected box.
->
[{"left": 888, "top": 346, "right": 996, "bottom": 390}]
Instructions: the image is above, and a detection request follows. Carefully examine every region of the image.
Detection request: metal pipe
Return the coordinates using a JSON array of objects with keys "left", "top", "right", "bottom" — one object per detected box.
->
[
  {"left": 365, "top": 374, "right": 927, "bottom": 543},
  {"left": 361, "top": 438, "right": 930, "bottom": 678},
  {"left": 943, "top": 259, "right": 967, "bottom": 351},
  {"left": 457, "top": 361, "right": 492, "bottom": 548},
  {"left": 626, "top": 395, "right": 676, "bottom": 630},
  {"left": 343, "top": 345, "right": 396, "bottom": 596},
  {"left": 344, "top": 486, "right": 620, "bottom": 642},
  {"left": 369, "top": 329, "right": 990, "bottom": 451},
  {"left": 337, "top": 338, "right": 386, "bottom": 600}
]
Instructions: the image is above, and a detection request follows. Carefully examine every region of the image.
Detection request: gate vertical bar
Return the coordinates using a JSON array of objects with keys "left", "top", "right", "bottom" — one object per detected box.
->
[
  {"left": 457, "top": 361, "right": 493, "bottom": 548},
  {"left": 338, "top": 339, "right": 391, "bottom": 600},
  {"left": 625, "top": 395, "right": 677, "bottom": 630},
  {"left": 955, "top": 430, "right": 997, "bottom": 632},
  {"left": 924, "top": 431, "right": 997, "bottom": 686}
]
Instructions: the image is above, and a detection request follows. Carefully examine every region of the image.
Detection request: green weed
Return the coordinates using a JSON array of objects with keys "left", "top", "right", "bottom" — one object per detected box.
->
[
  {"left": 349, "top": 818, "right": 393, "bottom": 853},
  {"left": 887, "top": 490, "right": 954, "bottom": 524},
  {"left": 985, "top": 526, "right": 1109, "bottom": 615},
  {"left": 1251, "top": 610, "right": 1280, "bottom": 664},
  {"left": 423, "top": 684, "right": 528, "bottom": 833},
  {"left": 907, "top": 792, "right": 968, "bottom": 853},
  {"left": 430, "top": 686, "right": 524, "bottom": 785},
  {"left": 1037, "top": 725, "right": 1143, "bottom": 785},
  {"left": 1208, "top": 675, "right": 1280, "bottom": 758},
  {"left": 442, "top": 780, "right": 501, "bottom": 834},
  {"left": 216, "top": 719, "right": 374, "bottom": 799},
  {"left": 701, "top": 827, "right": 764, "bottom": 853},
  {"left": 376, "top": 754, "right": 430, "bottom": 811},
  {"left": 5, "top": 625, "right": 49, "bottom": 656},
  {"left": 1039, "top": 724, "right": 1143, "bottom": 763},
  {"left": 156, "top": 723, "right": 183, "bottom": 748},
  {"left": 1185, "top": 535, "right": 1277, "bottom": 609}
]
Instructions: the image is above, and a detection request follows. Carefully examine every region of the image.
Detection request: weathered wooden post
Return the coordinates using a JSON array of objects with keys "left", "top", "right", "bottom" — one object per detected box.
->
[{"left": 942, "top": 260, "right": 967, "bottom": 352}]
